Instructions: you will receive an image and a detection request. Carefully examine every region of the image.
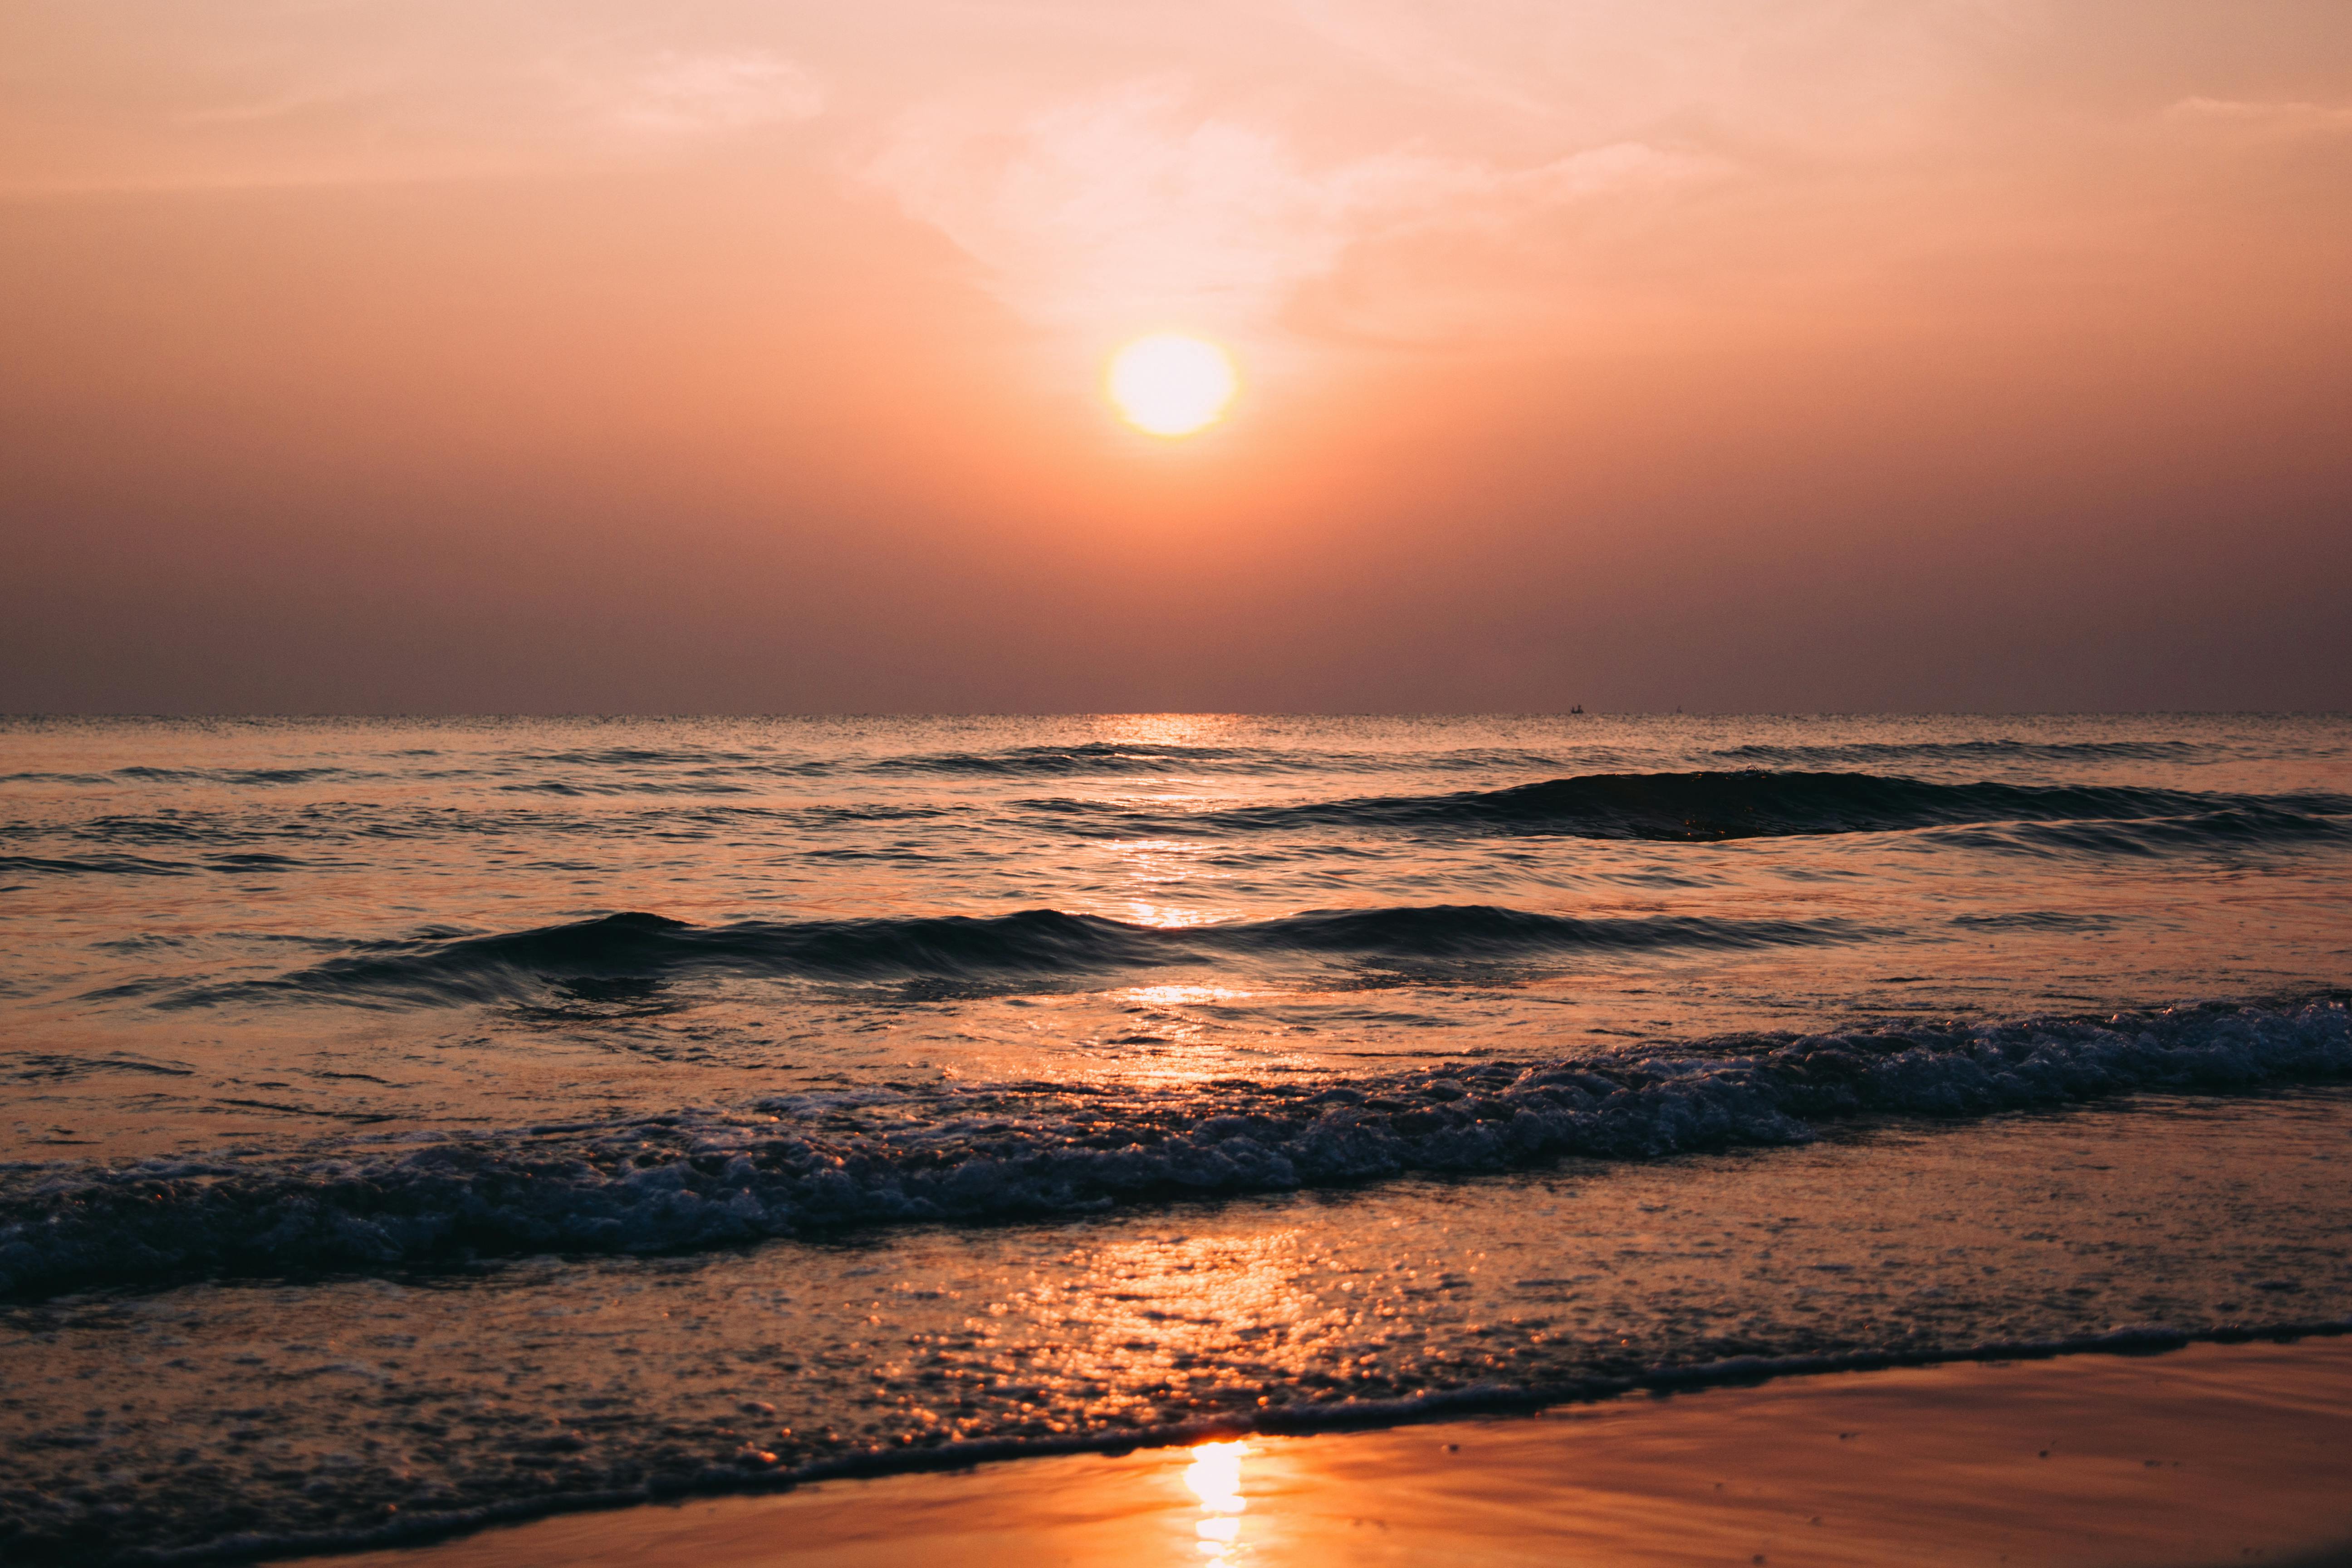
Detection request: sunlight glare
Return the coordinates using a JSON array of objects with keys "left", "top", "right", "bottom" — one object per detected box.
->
[
  {"left": 1184, "top": 1440, "right": 1251, "bottom": 1562},
  {"left": 1107, "top": 334, "right": 1238, "bottom": 436},
  {"left": 1185, "top": 1440, "right": 1249, "bottom": 1513}
]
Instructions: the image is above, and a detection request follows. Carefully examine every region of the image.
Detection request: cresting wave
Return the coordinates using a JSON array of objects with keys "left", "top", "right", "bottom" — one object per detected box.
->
[
  {"left": 3, "top": 998, "right": 2345, "bottom": 1302},
  {"left": 0, "top": 851, "right": 311, "bottom": 879},
  {"left": 142, "top": 906, "right": 1867, "bottom": 1009},
  {"left": 16, "top": 771, "right": 2347, "bottom": 861},
  {"left": 1152, "top": 770, "right": 2352, "bottom": 842},
  {"left": 1705, "top": 739, "right": 2214, "bottom": 765}
]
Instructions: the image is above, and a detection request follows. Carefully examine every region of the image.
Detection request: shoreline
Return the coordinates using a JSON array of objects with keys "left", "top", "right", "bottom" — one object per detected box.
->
[
  {"left": 218, "top": 1323, "right": 2352, "bottom": 1568},
  {"left": 22, "top": 1084, "right": 2352, "bottom": 1568},
  {"left": 299, "top": 1331, "right": 2352, "bottom": 1568}
]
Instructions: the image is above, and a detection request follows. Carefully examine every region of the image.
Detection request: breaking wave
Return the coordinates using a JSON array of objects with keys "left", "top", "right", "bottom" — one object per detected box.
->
[
  {"left": 147, "top": 905, "right": 1866, "bottom": 1009},
  {"left": 1142, "top": 770, "right": 2352, "bottom": 843},
  {"left": 3, "top": 997, "right": 2345, "bottom": 1302},
  {"left": 1705, "top": 739, "right": 2215, "bottom": 766},
  {"left": 24, "top": 771, "right": 2345, "bottom": 861}
]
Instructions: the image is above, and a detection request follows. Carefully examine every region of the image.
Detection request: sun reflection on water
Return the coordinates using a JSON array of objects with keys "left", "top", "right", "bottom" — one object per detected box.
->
[
  {"left": 1093, "top": 714, "right": 1244, "bottom": 750},
  {"left": 1183, "top": 1440, "right": 1250, "bottom": 1560},
  {"left": 1108, "top": 836, "right": 1230, "bottom": 931},
  {"left": 1119, "top": 984, "right": 1255, "bottom": 1006}
]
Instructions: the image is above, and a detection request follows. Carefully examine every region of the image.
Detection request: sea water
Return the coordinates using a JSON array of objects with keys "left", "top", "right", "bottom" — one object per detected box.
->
[{"left": 2, "top": 714, "right": 2348, "bottom": 1560}]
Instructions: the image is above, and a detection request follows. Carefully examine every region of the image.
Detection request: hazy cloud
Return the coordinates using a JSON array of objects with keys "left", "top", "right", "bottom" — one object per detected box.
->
[
  {"left": 0, "top": 10, "right": 828, "bottom": 193},
  {"left": 599, "top": 50, "right": 825, "bottom": 135},
  {"left": 866, "top": 78, "right": 1719, "bottom": 336}
]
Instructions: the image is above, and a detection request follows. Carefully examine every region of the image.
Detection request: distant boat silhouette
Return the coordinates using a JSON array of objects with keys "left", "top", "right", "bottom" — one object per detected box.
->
[{"left": 1569, "top": 704, "right": 1584, "bottom": 714}]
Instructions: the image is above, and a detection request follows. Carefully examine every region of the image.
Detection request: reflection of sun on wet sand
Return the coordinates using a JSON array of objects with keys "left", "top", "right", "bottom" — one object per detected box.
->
[
  {"left": 313, "top": 1336, "right": 2352, "bottom": 1568},
  {"left": 1184, "top": 1439, "right": 1249, "bottom": 1560}
]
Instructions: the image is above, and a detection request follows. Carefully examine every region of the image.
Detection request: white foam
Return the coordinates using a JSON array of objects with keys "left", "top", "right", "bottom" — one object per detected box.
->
[{"left": 2, "top": 999, "right": 2347, "bottom": 1301}]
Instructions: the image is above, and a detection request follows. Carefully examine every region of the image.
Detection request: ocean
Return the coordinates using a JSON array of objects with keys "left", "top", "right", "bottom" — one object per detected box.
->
[{"left": 3, "top": 713, "right": 2349, "bottom": 1563}]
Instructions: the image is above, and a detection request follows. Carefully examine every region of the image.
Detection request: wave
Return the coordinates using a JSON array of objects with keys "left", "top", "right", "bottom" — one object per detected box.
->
[
  {"left": 1945, "top": 808, "right": 2352, "bottom": 858},
  {"left": 517, "top": 747, "right": 824, "bottom": 770},
  {"left": 452, "top": 745, "right": 1321, "bottom": 789},
  {"left": 1948, "top": 911, "right": 2121, "bottom": 931},
  {"left": 27, "top": 772, "right": 2347, "bottom": 859},
  {"left": 111, "top": 765, "right": 357, "bottom": 786},
  {"left": 1707, "top": 740, "right": 2214, "bottom": 766},
  {"left": 1150, "top": 770, "right": 2352, "bottom": 843},
  {"left": 29, "top": 744, "right": 1570, "bottom": 796},
  {"left": 39, "top": 800, "right": 953, "bottom": 853},
  {"left": 4, "top": 1051, "right": 195, "bottom": 1082},
  {"left": 876, "top": 741, "right": 1278, "bottom": 775},
  {"left": 492, "top": 779, "right": 764, "bottom": 797},
  {"left": 0, "top": 851, "right": 312, "bottom": 878},
  {"left": 147, "top": 905, "right": 1864, "bottom": 1009},
  {"left": 2, "top": 997, "right": 2345, "bottom": 1302},
  {"left": 0, "top": 763, "right": 364, "bottom": 788},
  {"left": 870, "top": 743, "right": 1562, "bottom": 778},
  {"left": 0, "top": 853, "right": 197, "bottom": 877}
]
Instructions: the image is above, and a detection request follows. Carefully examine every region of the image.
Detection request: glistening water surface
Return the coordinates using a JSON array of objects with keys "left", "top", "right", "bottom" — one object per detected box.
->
[{"left": 2, "top": 715, "right": 2349, "bottom": 1563}]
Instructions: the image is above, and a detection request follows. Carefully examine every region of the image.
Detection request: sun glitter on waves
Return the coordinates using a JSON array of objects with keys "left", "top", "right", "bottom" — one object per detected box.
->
[{"left": 1107, "top": 333, "right": 1239, "bottom": 436}]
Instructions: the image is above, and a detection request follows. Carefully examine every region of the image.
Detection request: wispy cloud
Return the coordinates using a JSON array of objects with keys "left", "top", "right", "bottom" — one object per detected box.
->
[
  {"left": 866, "top": 78, "right": 1720, "bottom": 337},
  {"left": 598, "top": 50, "right": 825, "bottom": 135},
  {"left": 2, "top": 12, "right": 830, "bottom": 195}
]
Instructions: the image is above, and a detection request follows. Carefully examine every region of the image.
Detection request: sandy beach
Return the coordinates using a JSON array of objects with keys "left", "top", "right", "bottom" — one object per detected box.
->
[{"left": 305, "top": 1334, "right": 2352, "bottom": 1568}]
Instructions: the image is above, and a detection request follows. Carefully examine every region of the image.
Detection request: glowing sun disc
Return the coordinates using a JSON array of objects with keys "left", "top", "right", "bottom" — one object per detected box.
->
[{"left": 1107, "top": 333, "right": 1238, "bottom": 436}]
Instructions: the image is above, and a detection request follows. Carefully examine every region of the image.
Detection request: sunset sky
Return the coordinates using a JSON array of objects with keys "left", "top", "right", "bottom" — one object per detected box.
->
[{"left": 3, "top": 0, "right": 2347, "bottom": 713}]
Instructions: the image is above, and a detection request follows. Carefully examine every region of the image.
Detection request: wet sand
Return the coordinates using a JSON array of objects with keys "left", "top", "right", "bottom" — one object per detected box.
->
[{"left": 311, "top": 1334, "right": 2352, "bottom": 1568}]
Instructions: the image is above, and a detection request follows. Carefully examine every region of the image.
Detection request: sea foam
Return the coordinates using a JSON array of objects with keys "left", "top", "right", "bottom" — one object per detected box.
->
[{"left": 4, "top": 998, "right": 2345, "bottom": 1302}]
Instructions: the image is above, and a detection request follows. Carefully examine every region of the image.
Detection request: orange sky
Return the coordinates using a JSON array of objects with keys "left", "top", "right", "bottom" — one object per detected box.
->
[{"left": 3, "top": 0, "right": 2347, "bottom": 711}]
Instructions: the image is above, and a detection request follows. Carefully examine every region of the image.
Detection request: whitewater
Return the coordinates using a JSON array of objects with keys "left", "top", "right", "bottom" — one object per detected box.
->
[{"left": 2, "top": 713, "right": 2349, "bottom": 1563}]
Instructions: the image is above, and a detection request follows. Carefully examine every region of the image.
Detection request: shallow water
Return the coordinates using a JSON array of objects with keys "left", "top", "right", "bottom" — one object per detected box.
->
[{"left": 2, "top": 714, "right": 2349, "bottom": 1561}]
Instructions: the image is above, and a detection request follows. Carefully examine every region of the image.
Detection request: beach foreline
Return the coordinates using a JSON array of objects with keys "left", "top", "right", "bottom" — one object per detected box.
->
[{"left": 285, "top": 1332, "right": 2352, "bottom": 1568}]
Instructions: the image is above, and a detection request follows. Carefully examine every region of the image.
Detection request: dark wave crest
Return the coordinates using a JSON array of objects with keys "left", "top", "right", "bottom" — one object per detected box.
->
[
  {"left": 1160, "top": 770, "right": 2352, "bottom": 843},
  {"left": 3, "top": 999, "right": 2344, "bottom": 1302},
  {"left": 153, "top": 905, "right": 1864, "bottom": 1009},
  {"left": 112, "top": 765, "right": 356, "bottom": 786},
  {"left": 872, "top": 742, "right": 1553, "bottom": 778},
  {"left": 0, "top": 851, "right": 313, "bottom": 878},
  {"left": 1706, "top": 740, "right": 2213, "bottom": 766},
  {"left": 0, "top": 853, "right": 197, "bottom": 877},
  {"left": 877, "top": 741, "right": 1275, "bottom": 775},
  {"left": 1949, "top": 808, "right": 2352, "bottom": 858}
]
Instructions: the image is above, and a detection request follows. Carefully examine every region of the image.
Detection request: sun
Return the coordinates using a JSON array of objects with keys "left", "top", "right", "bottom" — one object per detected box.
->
[{"left": 1106, "top": 333, "right": 1238, "bottom": 437}]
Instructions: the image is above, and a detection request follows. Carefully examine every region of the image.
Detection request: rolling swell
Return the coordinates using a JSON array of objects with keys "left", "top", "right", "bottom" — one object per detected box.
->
[
  {"left": 156, "top": 905, "right": 1863, "bottom": 1009},
  {"left": 2, "top": 998, "right": 2345, "bottom": 1303},
  {"left": 1707, "top": 740, "right": 2213, "bottom": 766},
  {"left": 0, "top": 853, "right": 197, "bottom": 877},
  {"left": 1160, "top": 770, "right": 2352, "bottom": 842},
  {"left": 871, "top": 742, "right": 1561, "bottom": 777}
]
